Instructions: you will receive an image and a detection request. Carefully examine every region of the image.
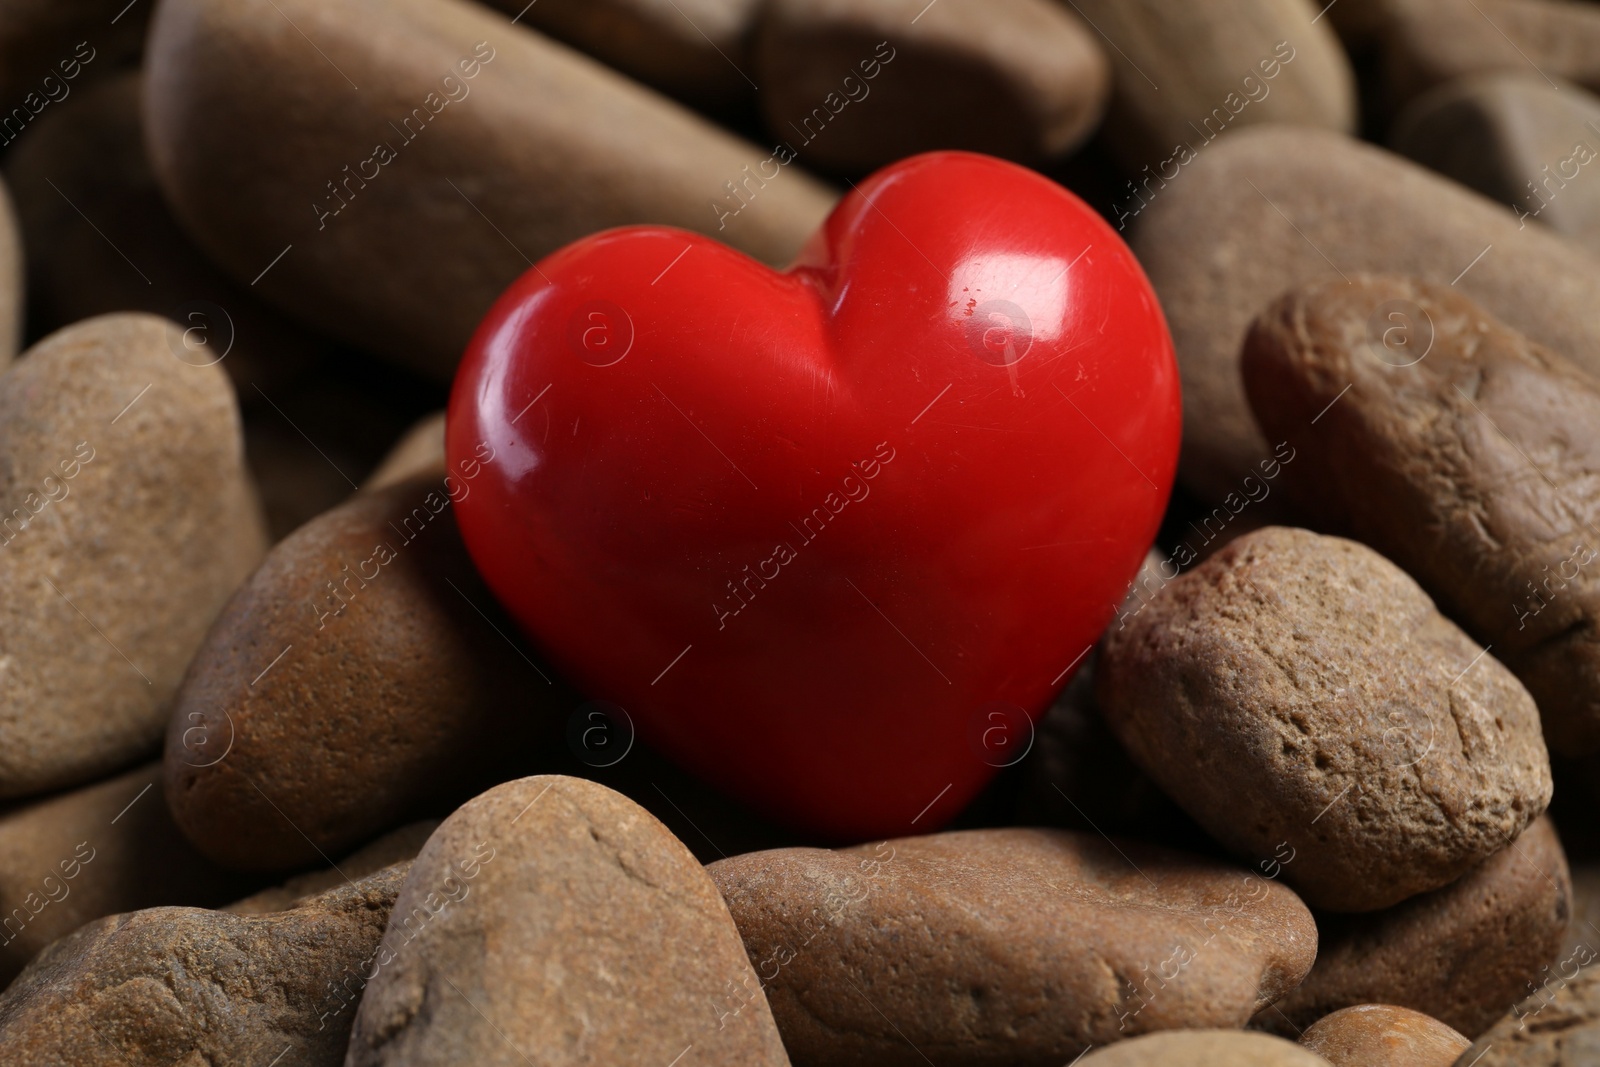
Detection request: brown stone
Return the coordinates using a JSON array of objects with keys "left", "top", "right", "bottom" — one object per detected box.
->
[
  {"left": 1077, "top": 1030, "right": 1332, "bottom": 1065},
  {"left": 0, "top": 174, "right": 20, "bottom": 366},
  {"left": 143, "top": 0, "right": 837, "bottom": 381},
  {"left": 0, "top": 863, "right": 406, "bottom": 1065},
  {"left": 1300, "top": 1004, "right": 1469, "bottom": 1066},
  {"left": 1456, "top": 962, "right": 1600, "bottom": 1064},
  {"left": 1243, "top": 275, "right": 1600, "bottom": 755},
  {"left": 346, "top": 776, "right": 790, "bottom": 1066},
  {"left": 709, "top": 827, "right": 1316, "bottom": 1066},
  {"left": 0, "top": 314, "right": 266, "bottom": 799},
  {"left": 1380, "top": 0, "right": 1600, "bottom": 107},
  {"left": 0, "top": 762, "right": 253, "bottom": 985},
  {"left": 364, "top": 411, "right": 446, "bottom": 492},
  {"left": 1098, "top": 526, "right": 1552, "bottom": 912},
  {"left": 164, "top": 475, "right": 565, "bottom": 872},
  {"left": 225, "top": 820, "right": 438, "bottom": 915},
  {"left": 1067, "top": 0, "right": 1355, "bottom": 173},
  {"left": 478, "top": 0, "right": 762, "bottom": 115},
  {"left": 0, "top": 0, "right": 148, "bottom": 119},
  {"left": 1264, "top": 816, "right": 1571, "bottom": 1037},
  {"left": 1391, "top": 73, "right": 1600, "bottom": 254},
  {"left": 752, "top": 0, "right": 1109, "bottom": 170},
  {"left": 1128, "top": 125, "right": 1600, "bottom": 505}
]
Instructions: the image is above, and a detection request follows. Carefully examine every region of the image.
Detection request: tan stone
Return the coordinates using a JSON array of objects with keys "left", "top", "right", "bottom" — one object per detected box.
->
[
  {"left": 346, "top": 776, "right": 790, "bottom": 1066},
  {"left": 165, "top": 475, "right": 564, "bottom": 872},
  {"left": 710, "top": 827, "right": 1316, "bottom": 1066},
  {"left": 752, "top": 0, "right": 1109, "bottom": 169},
  {"left": 1300, "top": 1004, "right": 1469, "bottom": 1066},
  {"left": 0, "top": 314, "right": 266, "bottom": 798},
  {"left": 1381, "top": 0, "right": 1600, "bottom": 106},
  {"left": 1077, "top": 1030, "right": 1331, "bottom": 1065},
  {"left": 143, "top": 0, "right": 837, "bottom": 380},
  {"left": 1098, "top": 526, "right": 1552, "bottom": 912},
  {"left": 1129, "top": 125, "right": 1600, "bottom": 504}
]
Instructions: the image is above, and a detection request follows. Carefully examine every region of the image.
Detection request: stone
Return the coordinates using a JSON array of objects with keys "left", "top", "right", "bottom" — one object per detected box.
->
[
  {"left": 1264, "top": 816, "right": 1571, "bottom": 1037},
  {"left": 0, "top": 762, "right": 254, "bottom": 986},
  {"left": 364, "top": 411, "right": 446, "bottom": 492},
  {"left": 143, "top": 0, "right": 837, "bottom": 381},
  {"left": 1098, "top": 526, "right": 1552, "bottom": 913},
  {"left": 0, "top": 863, "right": 406, "bottom": 1065},
  {"left": 1077, "top": 1030, "right": 1331, "bottom": 1065},
  {"left": 1299, "top": 1004, "right": 1469, "bottom": 1066},
  {"left": 2, "top": 70, "right": 324, "bottom": 395},
  {"left": 1243, "top": 275, "right": 1600, "bottom": 755},
  {"left": 1391, "top": 73, "right": 1600, "bottom": 253},
  {"left": 0, "top": 0, "right": 149, "bottom": 123},
  {"left": 345, "top": 776, "right": 790, "bottom": 1066},
  {"left": 478, "top": 0, "right": 762, "bottom": 116},
  {"left": 1380, "top": 0, "right": 1600, "bottom": 107},
  {"left": 0, "top": 174, "right": 20, "bottom": 366},
  {"left": 1129, "top": 125, "right": 1600, "bottom": 505},
  {"left": 751, "top": 0, "right": 1109, "bottom": 170},
  {"left": 1457, "top": 963, "right": 1600, "bottom": 1064},
  {"left": 1066, "top": 0, "right": 1355, "bottom": 174},
  {"left": 0, "top": 314, "right": 266, "bottom": 799},
  {"left": 1565, "top": 859, "right": 1600, "bottom": 963},
  {"left": 165, "top": 475, "right": 566, "bottom": 872},
  {"left": 708, "top": 827, "right": 1316, "bottom": 1066},
  {"left": 225, "top": 821, "right": 438, "bottom": 915}
]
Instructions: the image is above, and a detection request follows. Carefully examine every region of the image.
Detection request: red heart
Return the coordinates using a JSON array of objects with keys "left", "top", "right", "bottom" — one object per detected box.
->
[{"left": 447, "top": 152, "right": 1179, "bottom": 840}]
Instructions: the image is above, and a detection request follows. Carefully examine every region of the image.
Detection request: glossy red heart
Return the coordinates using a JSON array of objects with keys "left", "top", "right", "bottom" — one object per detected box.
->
[{"left": 447, "top": 151, "right": 1180, "bottom": 840}]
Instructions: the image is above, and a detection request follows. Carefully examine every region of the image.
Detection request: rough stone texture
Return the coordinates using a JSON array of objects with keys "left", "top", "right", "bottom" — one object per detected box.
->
[
  {"left": 709, "top": 827, "right": 1316, "bottom": 1066},
  {"left": 364, "top": 411, "right": 446, "bottom": 492},
  {"left": 346, "top": 776, "right": 791, "bottom": 1066},
  {"left": 1381, "top": 0, "right": 1600, "bottom": 106},
  {"left": 165, "top": 476, "right": 566, "bottom": 872},
  {"left": 752, "top": 0, "right": 1109, "bottom": 170},
  {"left": 1244, "top": 275, "right": 1600, "bottom": 755},
  {"left": 1129, "top": 125, "right": 1600, "bottom": 505},
  {"left": 1068, "top": 0, "right": 1355, "bottom": 173},
  {"left": 478, "top": 0, "right": 762, "bottom": 115},
  {"left": 1457, "top": 963, "right": 1600, "bottom": 1064},
  {"left": 143, "top": 0, "right": 837, "bottom": 381},
  {"left": 1077, "top": 1030, "right": 1332, "bottom": 1065},
  {"left": 0, "top": 762, "right": 254, "bottom": 986},
  {"left": 1392, "top": 73, "right": 1600, "bottom": 254},
  {"left": 2, "top": 70, "right": 325, "bottom": 394},
  {"left": 1300, "top": 1004, "right": 1469, "bottom": 1066},
  {"left": 0, "top": 0, "right": 149, "bottom": 109},
  {"left": 226, "top": 821, "right": 438, "bottom": 915},
  {"left": 1265, "top": 816, "right": 1571, "bottom": 1037},
  {"left": 0, "top": 314, "right": 266, "bottom": 799},
  {"left": 0, "top": 863, "right": 406, "bottom": 1065},
  {"left": 1098, "top": 526, "right": 1552, "bottom": 913}
]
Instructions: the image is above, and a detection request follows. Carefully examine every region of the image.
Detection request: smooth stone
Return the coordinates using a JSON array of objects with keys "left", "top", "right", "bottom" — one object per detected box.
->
[
  {"left": 1456, "top": 964, "right": 1600, "bottom": 1064},
  {"left": 1067, "top": 0, "right": 1355, "bottom": 173},
  {"left": 0, "top": 314, "right": 266, "bottom": 798},
  {"left": 0, "top": 0, "right": 148, "bottom": 113},
  {"left": 1301, "top": 1004, "right": 1470, "bottom": 1066},
  {"left": 165, "top": 475, "right": 564, "bottom": 872},
  {"left": 1381, "top": 0, "right": 1600, "bottom": 106},
  {"left": 346, "top": 776, "right": 790, "bottom": 1066},
  {"left": 3, "top": 70, "right": 324, "bottom": 394},
  {"left": 752, "top": 0, "right": 1109, "bottom": 170},
  {"left": 709, "top": 827, "right": 1316, "bottom": 1066},
  {"left": 1077, "top": 1030, "right": 1331, "bottom": 1065},
  {"left": 0, "top": 762, "right": 253, "bottom": 986},
  {"left": 0, "top": 864, "right": 406, "bottom": 1065},
  {"left": 1099, "top": 526, "right": 1552, "bottom": 913},
  {"left": 1264, "top": 816, "right": 1571, "bottom": 1037},
  {"left": 225, "top": 820, "right": 438, "bottom": 914},
  {"left": 0, "top": 175, "right": 19, "bottom": 365},
  {"left": 364, "top": 411, "right": 445, "bottom": 492},
  {"left": 1129, "top": 125, "right": 1600, "bottom": 505},
  {"left": 1392, "top": 73, "right": 1600, "bottom": 252},
  {"left": 478, "top": 0, "right": 761, "bottom": 115},
  {"left": 1243, "top": 275, "right": 1600, "bottom": 755},
  {"left": 143, "top": 0, "right": 837, "bottom": 381}
]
